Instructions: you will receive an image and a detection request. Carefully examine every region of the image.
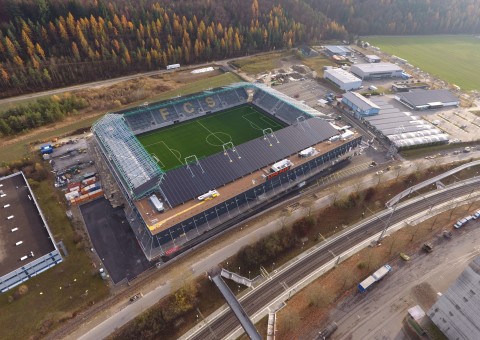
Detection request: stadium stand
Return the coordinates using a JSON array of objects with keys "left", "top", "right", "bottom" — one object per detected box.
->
[
  {"left": 218, "top": 89, "right": 243, "bottom": 107},
  {"left": 255, "top": 93, "right": 281, "bottom": 112},
  {"left": 124, "top": 111, "right": 155, "bottom": 132},
  {"left": 274, "top": 103, "right": 307, "bottom": 124},
  {"left": 151, "top": 106, "right": 179, "bottom": 126},
  {"left": 235, "top": 88, "right": 249, "bottom": 101},
  {"left": 199, "top": 94, "right": 221, "bottom": 112}
]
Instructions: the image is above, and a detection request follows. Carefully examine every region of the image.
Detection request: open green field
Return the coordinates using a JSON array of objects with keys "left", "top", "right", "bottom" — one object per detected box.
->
[
  {"left": 137, "top": 106, "right": 284, "bottom": 171},
  {"left": 231, "top": 51, "right": 292, "bottom": 74},
  {"left": 366, "top": 35, "right": 480, "bottom": 90}
]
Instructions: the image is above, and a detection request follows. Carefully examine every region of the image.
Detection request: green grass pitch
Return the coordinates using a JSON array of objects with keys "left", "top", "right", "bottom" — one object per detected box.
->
[
  {"left": 366, "top": 35, "right": 480, "bottom": 91},
  {"left": 136, "top": 105, "right": 285, "bottom": 171}
]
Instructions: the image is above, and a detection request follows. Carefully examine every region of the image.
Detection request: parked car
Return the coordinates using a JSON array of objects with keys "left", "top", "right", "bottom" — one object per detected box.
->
[
  {"left": 473, "top": 211, "right": 480, "bottom": 220},
  {"left": 422, "top": 243, "right": 433, "bottom": 253},
  {"left": 400, "top": 252, "right": 410, "bottom": 261},
  {"left": 130, "top": 292, "right": 143, "bottom": 302},
  {"left": 454, "top": 218, "right": 469, "bottom": 229},
  {"left": 442, "top": 230, "right": 453, "bottom": 238}
]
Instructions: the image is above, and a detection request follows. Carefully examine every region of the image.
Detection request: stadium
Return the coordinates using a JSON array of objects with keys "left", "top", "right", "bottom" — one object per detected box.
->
[{"left": 92, "top": 82, "right": 362, "bottom": 260}]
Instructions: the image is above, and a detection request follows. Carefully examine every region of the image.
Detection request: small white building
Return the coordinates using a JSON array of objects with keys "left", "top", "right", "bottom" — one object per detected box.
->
[
  {"left": 365, "top": 55, "right": 381, "bottom": 63},
  {"left": 324, "top": 68, "right": 362, "bottom": 91}
]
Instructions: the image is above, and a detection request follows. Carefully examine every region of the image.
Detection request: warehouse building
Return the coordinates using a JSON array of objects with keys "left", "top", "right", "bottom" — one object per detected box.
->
[
  {"left": 341, "top": 92, "right": 380, "bottom": 118},
  {"left": 324, "top": 45, "right": 353, "bottom": 57},
  {"left": 0, "top": 172, "right": 63, "bottom": 292},
  {"left": 324, "top": 68, "right": 362, "bottom": 91},
  {"left": 365, "top": 55, "right": 381, "bottom": 63},
  {"left": 395, "top": 89, "right": 459, "bottom": 110},
  {"left": 363, "top": 97, "right": 449, "bottom": 149},
  {"left": 429, "top": 256, "right": 480, "bottom": 340},
  {"left": 350, "top": 63, "right": 403, "bottom": 80}
]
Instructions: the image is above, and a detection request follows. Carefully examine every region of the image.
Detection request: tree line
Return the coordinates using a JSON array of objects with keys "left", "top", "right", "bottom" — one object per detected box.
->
[
  {"left": 305, "top": 0, "right": 480, "bottom": 36},
  {"left": 0, "top": 0, "right": 347, "bottom": 98},
  {"left": 0, "top": 94, "right": 87, "bottom": 136}
]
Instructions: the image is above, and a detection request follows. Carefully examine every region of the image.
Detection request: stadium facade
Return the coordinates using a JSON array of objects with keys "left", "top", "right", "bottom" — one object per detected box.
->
[{"left": 92, "top": 82, "right": 362, "bottom": 260}]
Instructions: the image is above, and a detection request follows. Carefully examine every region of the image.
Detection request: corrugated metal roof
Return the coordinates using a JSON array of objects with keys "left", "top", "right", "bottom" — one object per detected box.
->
[
  {"left": 397, "top": 89, "right": 459, "bottom": 107},
  {"left": 429, "top": 255, "right": 480, "bottom": 340},
  {"left": 343, "top": 92, "right": 380, "bottom": 111},
  {"left": 325, "top": 68, "right": 361, "bottom": 83},
  {"left": 351, "top": 62, "right": 403, "bottom": 74}
]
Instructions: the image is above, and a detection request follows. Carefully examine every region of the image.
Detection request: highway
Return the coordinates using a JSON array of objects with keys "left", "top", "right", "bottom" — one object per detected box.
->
[{"left": 188, "top": 180, "right": 480, "bottom": 340}]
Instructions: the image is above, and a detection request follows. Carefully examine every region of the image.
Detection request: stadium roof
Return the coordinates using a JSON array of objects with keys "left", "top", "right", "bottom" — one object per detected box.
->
[
  {"left": 92, "top": 114, "right": 164, "bottom": 199},
  {"left": 396, "top": 89, "right": 459, "bottom": 107},
  {"left": 343, "top": 92, "right": 380, "bottom": 111},
  {"left": 429, "top": 256, "right": 480, "bottom": 340},
  {"left": 160, "top": 117, "right": 337, "bottom": 207},
  {"left": 351, "top": 62, "right": 402, "bottom": 73},
  {"left": 324, "top": 68, "right": 361, "bottom": 83},
  {"left": 324, "top": 45, "right": 352, "bottom": 55}
]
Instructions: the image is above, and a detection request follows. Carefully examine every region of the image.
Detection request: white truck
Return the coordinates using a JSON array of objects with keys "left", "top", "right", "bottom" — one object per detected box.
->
[{"left": 149, "top": 194, "right": 165, "bottom": 212}]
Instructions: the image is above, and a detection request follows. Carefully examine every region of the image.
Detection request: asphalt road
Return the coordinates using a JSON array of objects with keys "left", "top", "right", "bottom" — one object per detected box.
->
[{"left": 188, "top": 181, "right": 480, "bottom": 340}]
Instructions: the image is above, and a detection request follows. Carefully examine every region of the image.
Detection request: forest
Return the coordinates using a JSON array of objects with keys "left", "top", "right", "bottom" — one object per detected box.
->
[
  {"left": 1, "top": 0, "right": 479, "bottom": 98},
  {"left": 0, "top": 0, "right": 346, "bottom": 98},
  {"left": 306, "top": 0, "right": 480, "bottom": 36}
]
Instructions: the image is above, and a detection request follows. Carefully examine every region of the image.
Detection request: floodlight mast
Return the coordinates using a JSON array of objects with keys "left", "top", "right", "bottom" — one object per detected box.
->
[
  {"left": 222, "top": 142, "right": 241, "bottom": 162},
  {"left": 185, "top": 155, "right": 204, "bottom": 177},
  {"left": 262, "top": 128, "right": 279, "bottom": 146}
]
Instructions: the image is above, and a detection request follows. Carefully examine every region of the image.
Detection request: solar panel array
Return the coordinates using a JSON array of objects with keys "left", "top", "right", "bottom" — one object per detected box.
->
[{"left": 160, "top": 118, "right": 338, "bottom": 207}]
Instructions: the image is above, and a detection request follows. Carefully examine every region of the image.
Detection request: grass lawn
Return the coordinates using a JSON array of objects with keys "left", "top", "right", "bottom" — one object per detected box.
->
[
  {"left": 0, "top": 179, "right": 109, "bottom": 339},
  {"left": 137, "top": 105, "right": 284, "bottom": 171},
  {"left": 231, "top": 51, "right": 292, "bottom": 74},
  {"left": 301, "top": 55, "right": 335, "bottom": 76},
  {"left": 366, "top": 35, "right": 480, "bottom": 90}
]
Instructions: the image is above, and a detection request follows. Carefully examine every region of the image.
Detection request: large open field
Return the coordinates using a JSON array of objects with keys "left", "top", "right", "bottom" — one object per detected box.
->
[
  {"left": 366, "top": 35, "right": 480, "bottom": 90},
  {"left": 137, "top": 106, "right": 284, "bottom": 171}
]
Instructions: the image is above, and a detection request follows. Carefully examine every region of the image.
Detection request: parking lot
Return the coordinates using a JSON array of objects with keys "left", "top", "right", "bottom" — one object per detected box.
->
[
  {"left": 422, "top": 107, "right": 480, "bottom": 142},
  {"left": 80, "top": 197, "right": 151, "bottom": 284}
]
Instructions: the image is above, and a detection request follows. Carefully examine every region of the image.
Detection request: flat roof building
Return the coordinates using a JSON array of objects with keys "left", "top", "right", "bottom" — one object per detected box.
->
[
  {"left": 342, "top": 92, "right": 380, "bottom": 118},
  {"left": 395, "top": 89, "right": 459, "bottom": 110},
  {"left": 0, "top": 172, "right": 62, "bottom": 292},
  {"left": 365, "top": 55, "right": 381, "bottom": 63},
  {"left": 350, "top": 63, "right": 403, "bottom": 80},
  {"left": 324, "top": 68, "right": 362, "bottom": 91},
  {"left": 364, "top": 97, "right": 449, "bottom": 149},
  {"left": 324, "top": 45, "right": 353, "bottom": 57},
  {"left": 428, "top": 256, "right": 480, "bottom": 340}
]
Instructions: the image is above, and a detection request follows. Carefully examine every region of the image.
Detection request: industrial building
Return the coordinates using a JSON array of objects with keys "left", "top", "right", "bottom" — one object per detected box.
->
[
  {"left": 341, "top": 92, "right": 380, "bottom": 118},
  {"left": 324, "top": 45, "right": 353, "bottom": 57},
  {"left": 395, "top": 89, "right": 459, "bottom": 110},
  {"left": 324, "top": 68, "right": 362, "bottom": 91},
  {"left": 0, "top": 172, "right": 63, "bottom": 292},
  {"left": 363, "top": 97, "right": 449, "bottom": 149},
  {"left": 365, "top": 55, "right": 381, "bottom": 63},
  {"left": 350, "top": 63, "right": 403, "bottom": 80},
  {"left": 429, "top": 256, "right": 480, "bottom": 340}
]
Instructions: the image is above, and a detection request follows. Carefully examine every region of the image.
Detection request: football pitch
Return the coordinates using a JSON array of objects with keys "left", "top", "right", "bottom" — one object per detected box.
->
[{"left": 136, "top": 105, "right": 285, "bottom": 171}]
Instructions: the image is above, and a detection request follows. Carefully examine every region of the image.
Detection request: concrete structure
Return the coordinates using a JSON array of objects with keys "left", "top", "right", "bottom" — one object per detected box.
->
[
  {"left": 0, "top": 172, "right": 63, "bottom": 292},
  {"left": 342, "top": 92, "right": 380, "bottom": 118},
  {"left": 324, "top": 68, "right": 362, "bottom": 91},
  {"left": 350, "top": 63, "right": 403, "bottom": 80},
  {"left": 324, "top": 45, "right": 353, "bottom": 57},
  {"left": 428, "top": 256, "right": 480, "bottom": 340},
  {"left": 210, "top": 268, "right": 262, "bottom": 340},
  {"left": 365, "top": 55, "right": 381, "bottom": 63},
  {"left": 395, "top": 89, "right": 459, "bottom": 110}
]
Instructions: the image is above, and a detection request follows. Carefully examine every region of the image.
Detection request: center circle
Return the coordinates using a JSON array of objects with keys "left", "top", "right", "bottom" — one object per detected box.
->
[{"left": 206, "top": 132, "right": 232, "bottom": 146}]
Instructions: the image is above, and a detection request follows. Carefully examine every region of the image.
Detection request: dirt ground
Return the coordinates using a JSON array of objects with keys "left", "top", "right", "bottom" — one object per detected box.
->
[{"left": 274, "top": 201, "right": 480, "bottom": 340}]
